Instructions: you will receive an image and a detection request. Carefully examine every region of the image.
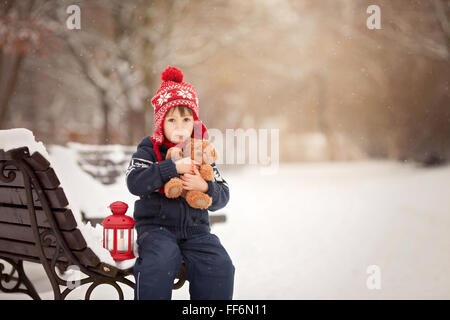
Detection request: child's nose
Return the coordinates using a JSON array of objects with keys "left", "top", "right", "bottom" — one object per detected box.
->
[{"left": 176, "top": 120, "right": 186, "bottom": 129}]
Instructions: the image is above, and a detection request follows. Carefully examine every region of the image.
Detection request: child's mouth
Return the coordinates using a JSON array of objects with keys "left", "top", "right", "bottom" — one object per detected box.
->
[{"left": 171, "top": 130, "right": 189, "bottom": 142}]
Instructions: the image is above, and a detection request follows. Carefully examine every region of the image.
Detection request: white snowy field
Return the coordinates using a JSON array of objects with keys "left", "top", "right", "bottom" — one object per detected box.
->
[
  {"left": 1, "top": 129, "right": 450, "bottom": 299},
  {"left": 212, "top": 161, "right": 450, "bottom": 300},
  {"left": 1, "top": 161, "right": 450, "bottom": 299}
]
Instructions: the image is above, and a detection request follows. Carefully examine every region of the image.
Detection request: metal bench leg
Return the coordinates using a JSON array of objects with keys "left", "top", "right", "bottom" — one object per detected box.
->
[{"left": 0, "top": 258, "right": 41, "bottom": 300}]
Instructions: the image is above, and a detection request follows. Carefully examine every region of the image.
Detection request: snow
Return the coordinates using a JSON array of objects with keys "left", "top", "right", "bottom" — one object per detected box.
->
[
  {"left": 1, "top": 128, "right": 450, "bottom": 299},
  {"left": 0, "top": 128, "right": 51, "bottom": 159},
  {"left": 0, "top": 128, "right": 136, "bottom": 270},
  {"left": 215, "top": 161, "right": 450, "bottom": 299}
]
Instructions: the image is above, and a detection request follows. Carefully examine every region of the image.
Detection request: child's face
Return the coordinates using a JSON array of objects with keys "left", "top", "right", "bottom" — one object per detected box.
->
[{"left": 163, "top": 107, "right": 194, "bottom": 144}]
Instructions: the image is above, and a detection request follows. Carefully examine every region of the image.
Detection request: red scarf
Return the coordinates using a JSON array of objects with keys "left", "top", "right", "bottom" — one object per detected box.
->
[{"left": 162, "top": 139, "right": 179, "bottom": 149}]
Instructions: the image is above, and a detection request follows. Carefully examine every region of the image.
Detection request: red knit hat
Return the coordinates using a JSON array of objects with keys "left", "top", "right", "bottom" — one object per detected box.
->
[{"left": 150, "top": 66, "right": 209, "bottom": 162}]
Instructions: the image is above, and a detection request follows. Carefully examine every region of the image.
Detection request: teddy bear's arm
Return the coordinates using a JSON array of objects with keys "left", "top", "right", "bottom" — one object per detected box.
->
[{"left": 199, "top": 164, "right": 214, "bottom": 181}]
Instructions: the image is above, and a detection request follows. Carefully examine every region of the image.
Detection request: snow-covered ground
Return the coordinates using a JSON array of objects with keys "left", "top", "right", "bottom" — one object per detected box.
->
[
  {"left": 1, "top": 129, "right": 450, "bottom": 299},
  {"left": 215, "top": 161, "right": 450, "bottom": 300}
]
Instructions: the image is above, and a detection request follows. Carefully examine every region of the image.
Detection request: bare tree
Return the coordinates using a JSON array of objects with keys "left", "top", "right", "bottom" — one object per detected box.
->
[
  {"left": 433, "top": 0, "right": 450, "bottom": 53},
  {"left": 138, "top": 0, "right": 266, "bottom": 135},
  {"left": 54, "top": 0, "right": 267, "bottom": 144},
  {"left": 0, "top": 0, "right": 52, "bottom": 128}
]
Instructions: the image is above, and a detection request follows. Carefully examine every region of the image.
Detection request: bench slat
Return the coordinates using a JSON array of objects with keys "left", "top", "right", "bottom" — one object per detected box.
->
[
  {"left": 0, "top": 186, "right": 68, "bottom": 209},
  {"left": 0, "top": 148, "right": 50, "bottom": 171},
  {"left": 0, "top": 238, "right": 100, "bottom": 267},
  {"left": 0, "top": 250, "right": 42, "bottom": 264},
  {"left": 0, "top": 222, "right": 87, "bottom": 250},
  {"left": 0, "top": 205, "right": 78, "bottom": 230},
  {"left": 0, "top": 167, "right": 61, "bottom": 189},
  {"left": 0, "top": 148, "right": 124, "bottom": 279}
]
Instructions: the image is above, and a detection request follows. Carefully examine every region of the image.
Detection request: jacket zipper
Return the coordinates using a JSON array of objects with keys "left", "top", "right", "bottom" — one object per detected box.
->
[
  {"left": 179, "top": 200, "right": 186, "bottom": 239},
  {"left": 183, "top": 200, "right": 189, "bottom": 238}
]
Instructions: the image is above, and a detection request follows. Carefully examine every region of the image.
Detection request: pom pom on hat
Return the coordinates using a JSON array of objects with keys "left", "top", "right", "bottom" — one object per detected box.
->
[{"left": 161, "top": 66, "right": 183, "bottom": 83}]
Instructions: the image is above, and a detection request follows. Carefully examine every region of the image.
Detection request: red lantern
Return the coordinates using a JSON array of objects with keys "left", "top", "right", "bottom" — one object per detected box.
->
[{"left": 102, "top": 201, "right": 135, "bottom": 261}]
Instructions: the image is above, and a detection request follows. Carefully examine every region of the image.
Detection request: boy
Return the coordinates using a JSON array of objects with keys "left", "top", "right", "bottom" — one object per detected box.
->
[{"left": 126, "top": 66, "right": 235, "bottom": 300}]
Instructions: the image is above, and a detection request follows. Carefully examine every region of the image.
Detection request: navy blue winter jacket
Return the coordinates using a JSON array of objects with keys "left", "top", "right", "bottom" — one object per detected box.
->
[{"left": 126, "top": 136, "right": 230, "bottom": 238}]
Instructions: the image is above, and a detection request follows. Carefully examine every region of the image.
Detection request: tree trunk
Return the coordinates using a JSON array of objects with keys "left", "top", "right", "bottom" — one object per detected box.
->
[
  {"left": 315, "top": 73, "right": 334, "bottom": 160},
  {"left": 101, "top": 91, "right": 110, "bottom": 144},
  {"left": 0, "top": 53, "right": 25, "bottom": 128}
]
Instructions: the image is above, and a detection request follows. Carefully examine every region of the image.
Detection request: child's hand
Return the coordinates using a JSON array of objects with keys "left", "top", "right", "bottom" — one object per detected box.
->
[
  {"left": 181, "top": 166, "right": 208, "bottom": 193},
  {"left": 175, "top": 158, "right": 197, "bottom": 175}
]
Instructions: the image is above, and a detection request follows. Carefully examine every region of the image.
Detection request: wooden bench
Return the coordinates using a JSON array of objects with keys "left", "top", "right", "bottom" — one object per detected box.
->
[
  {"left": 73, "top": 144, "right": 135, "bottom": 186},
  {"left": 0, "top": 146, "right": 187, "bottom": 299}
]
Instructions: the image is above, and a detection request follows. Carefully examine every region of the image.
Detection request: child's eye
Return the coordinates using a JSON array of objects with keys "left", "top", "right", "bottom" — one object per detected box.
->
[
  {"left": 184, "top": 118, "right": 191, "bottom": 122},
  {"left": 168, "top": 119, "right": 175, "bottom": 122}
]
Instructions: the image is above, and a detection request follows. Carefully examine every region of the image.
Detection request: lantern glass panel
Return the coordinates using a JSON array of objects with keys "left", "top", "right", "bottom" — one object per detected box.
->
[
  {"left": 117, "top": 229, "right": 128, "bottom": 252},
  {"left": 106, "top": 229, "right": 114, "bottom": 251},
  {"left": 130, "top": 229, "right": 134, "bottom": 253}
]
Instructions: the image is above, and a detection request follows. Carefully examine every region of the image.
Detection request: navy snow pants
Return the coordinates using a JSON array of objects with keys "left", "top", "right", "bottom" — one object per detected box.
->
[{"left": 133, "top": 225, "right": 235, "bottom": 300}]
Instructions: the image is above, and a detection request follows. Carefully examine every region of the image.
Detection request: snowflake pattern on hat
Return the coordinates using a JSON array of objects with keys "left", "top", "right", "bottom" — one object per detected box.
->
[
  {"left": 157, "top": 92, "right": 173, "bottom": 106},
  {"left": 177, "top": 89, "right": 193, "bottom": 99}
]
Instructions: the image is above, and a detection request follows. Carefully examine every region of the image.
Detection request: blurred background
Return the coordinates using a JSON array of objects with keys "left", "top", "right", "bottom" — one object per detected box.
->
[
  {"left": 1, "top": 0, "right": 449, "bottom": 164},
  {"left": 1, "top": 0, "right": 450, "bottom": 299}
]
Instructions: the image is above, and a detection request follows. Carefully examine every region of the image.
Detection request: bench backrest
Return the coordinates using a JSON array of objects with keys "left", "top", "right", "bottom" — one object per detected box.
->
[
  {"left": 0, "top": 147, "right": 101, "bottom": 268},
  {"left": 75, "top": 147, "right": 134, "bottom": 185}
]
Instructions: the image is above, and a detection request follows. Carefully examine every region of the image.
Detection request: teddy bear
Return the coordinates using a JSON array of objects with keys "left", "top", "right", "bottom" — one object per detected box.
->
[{"left": 163, "top": 137, "right": 218, "bottom": 209}]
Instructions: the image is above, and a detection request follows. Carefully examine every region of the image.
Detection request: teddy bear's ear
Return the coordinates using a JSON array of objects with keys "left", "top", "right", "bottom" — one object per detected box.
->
[
  {"left": 189, "top": 138, "right": 196, "bottom": 145},
  {"left": 165, "top": 148, "right": 172, "bottom": 160},
  {"left": 203, "top": 142, "right": 218, "bottom": 164},
  {"left": 175, "top": 147, "right": 183, "bottom": 160},
  {"left": 166, "top": 147, "right": 183, "bottom": 160},
  {"left": 211, "top": 146, "right": 219, "bottom": 162}
]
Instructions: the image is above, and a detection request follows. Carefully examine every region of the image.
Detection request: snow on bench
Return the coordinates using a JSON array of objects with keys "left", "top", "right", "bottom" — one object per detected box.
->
[{"left": 0, "top": 128, "right": 187, "bottom": 299}]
